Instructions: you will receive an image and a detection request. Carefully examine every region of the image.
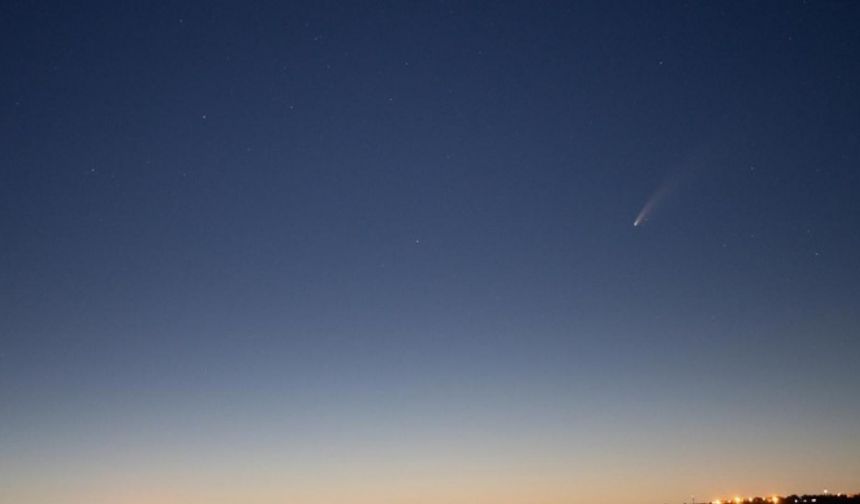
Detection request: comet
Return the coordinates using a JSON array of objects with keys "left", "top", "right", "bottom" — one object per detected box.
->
[{"left": 633, "top": 178, "right": 676, "bottom": 227}]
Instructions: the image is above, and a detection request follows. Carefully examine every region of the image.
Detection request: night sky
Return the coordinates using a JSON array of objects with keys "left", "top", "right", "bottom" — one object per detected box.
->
[{"left": 2, "top": 2, "right": 860, "bottom": 503}]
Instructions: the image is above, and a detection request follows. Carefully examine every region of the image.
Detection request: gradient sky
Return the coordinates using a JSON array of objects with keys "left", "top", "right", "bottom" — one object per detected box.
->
[{"left": 2, "top": 2, "right": 860, "bottom": 503}]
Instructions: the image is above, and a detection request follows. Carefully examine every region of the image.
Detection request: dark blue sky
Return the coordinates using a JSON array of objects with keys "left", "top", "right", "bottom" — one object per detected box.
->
[{"left": 2, "top": 2, "right": 860, "bottom": 503}]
